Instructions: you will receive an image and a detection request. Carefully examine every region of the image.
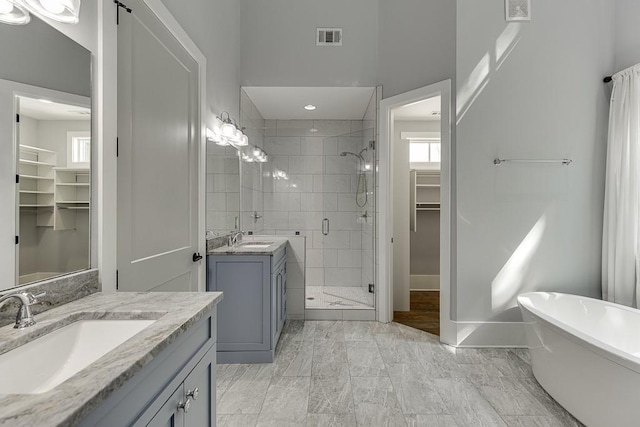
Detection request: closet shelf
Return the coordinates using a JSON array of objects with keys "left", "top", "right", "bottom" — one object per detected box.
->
[
  {"left": 56, "top": 183, "right": 90, "bottom": 187},
  {"left": 416, "top": 184, "right": 440, "bottom": 188},
  {"left": 19, "top": 144, "right": 56, "bottom": 155},
  {"left": 20, "top": 204, "right": 54, "bottom": 208},
  {"left": 58, "top": 206, "right": 90, "bottom": 210},
  {"left": 20, "top": 190, "right": 54, "bottom": 195},
  {"left": 56, "top": 201, "right": 90, "bottom": 204},
  {"left": 20, "top": 174, "right": 53, "bottom": 180},
  {"left": 19, "top": 159, "right": 55, "bottom": 167},
  {"left": 53, "top": 167, "right": 90, "bottom": 173}
]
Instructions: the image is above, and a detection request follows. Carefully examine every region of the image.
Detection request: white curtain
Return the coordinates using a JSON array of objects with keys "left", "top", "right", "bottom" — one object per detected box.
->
[{"left": 603, "top": 64, "right": 640, "bottom": 307}]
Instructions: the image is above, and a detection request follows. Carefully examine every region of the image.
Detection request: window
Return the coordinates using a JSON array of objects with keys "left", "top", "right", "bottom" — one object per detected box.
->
[
  {"left": 410, "top": 141, "right": 441, "bottom": 163},
  {"left": 67, "top": 131, "right": 91, "bottom": 168}
]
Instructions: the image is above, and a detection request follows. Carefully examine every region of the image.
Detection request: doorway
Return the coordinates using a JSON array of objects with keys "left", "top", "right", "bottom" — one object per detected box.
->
[
  {"left": 378, "top": 80, "right": 455, "bottom": 344},
  {"left": 392, "top": 100, "right": 442, "bottom": 334}
]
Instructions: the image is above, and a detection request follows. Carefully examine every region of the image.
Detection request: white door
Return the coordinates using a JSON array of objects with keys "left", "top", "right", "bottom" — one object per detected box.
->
[{"left": 117, "top": 0, "right": 200, "bottom": 292}]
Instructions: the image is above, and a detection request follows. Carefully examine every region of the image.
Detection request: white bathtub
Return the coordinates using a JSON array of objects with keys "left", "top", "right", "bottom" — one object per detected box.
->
[{"left": 518, "top": 292, "right": 640, "bottom": 427}]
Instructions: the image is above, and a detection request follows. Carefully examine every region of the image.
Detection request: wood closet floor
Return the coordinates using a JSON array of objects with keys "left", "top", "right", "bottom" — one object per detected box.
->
[{"left": 393, "top": 291, "right": 440, "bottom": 336}]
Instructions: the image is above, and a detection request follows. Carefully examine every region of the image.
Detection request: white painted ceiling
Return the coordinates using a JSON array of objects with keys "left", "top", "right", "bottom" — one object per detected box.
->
[
  {"left": 19, "top": 96, "right": 91, "bottom": 121},
  {"left": 243, "top": 87, "right": 376, "bottom": 120},
  {"left": 393, "top": 96, "right": 441, "bottom": 121}
]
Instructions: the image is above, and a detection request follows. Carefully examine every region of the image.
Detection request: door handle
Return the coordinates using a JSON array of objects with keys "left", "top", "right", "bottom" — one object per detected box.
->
[
  {"left": 192, "top": 252, "right": 203, "bottom": 262},
  {"left": 322, "top": 218, "right": 329, "bottom": 236}
]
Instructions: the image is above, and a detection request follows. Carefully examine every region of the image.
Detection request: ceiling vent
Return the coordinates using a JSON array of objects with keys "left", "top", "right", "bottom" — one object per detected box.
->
[{"left": 317, "top": 28, "right": 342, "bottom": 46}]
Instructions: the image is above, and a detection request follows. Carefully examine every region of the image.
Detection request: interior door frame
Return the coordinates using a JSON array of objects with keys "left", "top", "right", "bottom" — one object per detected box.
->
[
  {"left": 122, "top": 0, "right": 207, "bottom": 291},
  {"left": 378, "top": 80, "right": 455, "bottom": 345}
]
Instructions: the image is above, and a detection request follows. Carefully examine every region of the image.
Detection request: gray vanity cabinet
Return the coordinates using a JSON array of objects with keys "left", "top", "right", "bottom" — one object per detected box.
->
[
  {"left": 207, "top": 246, "right": 287, "bottom": 363},
  {"left": 146, "top": 386, "right": 184, "bottom": 427},
  {"left": 147, "top": 345, "right": 215, "bottom": 427},
  {"left": 78, "top": 308, "right": 217, "bottom": 427}
]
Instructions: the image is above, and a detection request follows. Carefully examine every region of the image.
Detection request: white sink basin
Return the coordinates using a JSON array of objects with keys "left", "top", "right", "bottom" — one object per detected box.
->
[
  {"left": 0, "top": 319, "right": 155, "bottom": 395},
  {"left": 238, "top": 241, "right": 273, "bottom": 249}
]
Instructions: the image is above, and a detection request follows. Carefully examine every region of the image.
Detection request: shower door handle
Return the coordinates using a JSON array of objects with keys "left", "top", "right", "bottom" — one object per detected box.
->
[{"left": 322, "top": 218, "right": 330, "bottom": 236}]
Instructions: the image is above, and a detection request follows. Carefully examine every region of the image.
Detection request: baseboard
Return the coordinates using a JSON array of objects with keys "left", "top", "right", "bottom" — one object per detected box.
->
[
  {"left": 410, "top": 275, "right": 440, "bottom": 291},
  {"left": 450, "top": 320, "right": 527, "bottom": 347}
]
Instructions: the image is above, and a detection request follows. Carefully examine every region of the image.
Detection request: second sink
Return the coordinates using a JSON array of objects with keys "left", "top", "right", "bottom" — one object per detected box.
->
[{"left": 237, "top": 241, "right": 274, "bottom": 248}]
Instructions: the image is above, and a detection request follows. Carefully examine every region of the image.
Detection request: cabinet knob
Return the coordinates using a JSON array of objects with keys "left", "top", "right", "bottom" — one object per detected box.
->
[
  {"left": 178, "top": 398, "right": 191, "bottom": 413},
  {"left": 187, "top": 387, "right": 199, "bottom": 400}
]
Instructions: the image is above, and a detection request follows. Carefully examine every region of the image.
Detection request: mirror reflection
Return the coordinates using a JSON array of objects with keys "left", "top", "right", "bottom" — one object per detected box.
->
[
  {"left": 0, "top": 15, "right": 92, "bottom": 290},
  {"left": 17, "top": 95, "right": 91, "bottom": 285}
]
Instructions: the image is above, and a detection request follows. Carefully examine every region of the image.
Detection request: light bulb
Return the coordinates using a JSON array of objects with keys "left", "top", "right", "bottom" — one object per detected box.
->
[
  {"left": 221, "top": 122, "right": 236, "bottom": 138},
  {"left": 22, "top": 0, "right": 80, "bottom": 23},
  {"left": 40, "top": 0, "right": 65, "bottom": 14},
  {"left": 233, "top": 128, "right": 243, "bottom": 142},
  {"left": 0, "top": 0, "right": 13, "bottom": 14},
  {"left": 253, "top": 147, "right": 261, "bottom": 156}
]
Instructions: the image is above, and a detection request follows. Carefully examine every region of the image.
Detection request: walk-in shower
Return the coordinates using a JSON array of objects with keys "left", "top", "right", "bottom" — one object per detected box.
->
[
  {"left": 238, "top": 86, "right": 379, "bottom": 315},
  {"left": 300, "top": 127, "right": 377, "bottom": 310}
]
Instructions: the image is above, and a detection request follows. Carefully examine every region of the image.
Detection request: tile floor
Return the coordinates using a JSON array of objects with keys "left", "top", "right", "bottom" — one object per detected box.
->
[
  {"left": 305, "top": 286, "right": 375, "bottom": 309},
  {"left": 216, "top": 321, "right": 583, "bottom": 427}
]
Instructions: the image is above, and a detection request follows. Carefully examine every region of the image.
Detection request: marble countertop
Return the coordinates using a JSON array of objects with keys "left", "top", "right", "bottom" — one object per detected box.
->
[
  {"left": 0, "top": 291, "right": 223, "bottom": 427},
  {"left": 208, "top": 236, "right": 288, "bottom": 255}
]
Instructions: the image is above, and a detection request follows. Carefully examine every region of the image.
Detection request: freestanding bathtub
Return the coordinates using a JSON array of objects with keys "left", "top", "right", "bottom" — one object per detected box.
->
[{"left": 518, "top": 292, "right": 640, "bottom": 427}]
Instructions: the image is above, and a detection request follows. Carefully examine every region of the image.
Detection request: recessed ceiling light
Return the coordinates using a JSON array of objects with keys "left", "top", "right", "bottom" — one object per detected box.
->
[
  {"left": 38, "top": 99, "right": 53, "bottom": 104},
  {"left": 310, "top": 128, "right": 319, "bottom": 133},
  {"left": 304, "top": 104, "right": 317, "bottom": 111}
]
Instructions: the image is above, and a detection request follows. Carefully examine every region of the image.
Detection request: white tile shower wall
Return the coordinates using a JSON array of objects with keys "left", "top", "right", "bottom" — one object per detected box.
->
[
  {"left": 261, "top": 120, "right": 373, "bottom": 289},
  {"left": 240, "top": 90, "right": 266, "bottom": 234}
]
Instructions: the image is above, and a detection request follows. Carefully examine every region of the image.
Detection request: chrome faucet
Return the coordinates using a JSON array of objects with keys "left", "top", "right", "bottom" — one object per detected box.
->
[
  {"left": 0, "top": 291, "right": 45, "bottom": 329},
  {"left": 228, "top": 231, "right": 244, "bottom": 247}
]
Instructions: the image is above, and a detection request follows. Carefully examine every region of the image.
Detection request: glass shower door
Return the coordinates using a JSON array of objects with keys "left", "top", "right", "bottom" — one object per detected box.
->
[{"left": 320, "top": 128, "right": 376, "bottom": 309}]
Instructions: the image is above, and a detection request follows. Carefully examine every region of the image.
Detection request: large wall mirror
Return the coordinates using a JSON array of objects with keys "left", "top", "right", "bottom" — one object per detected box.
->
[{"left": 0, "top": 15, "right": 92, "bottom": 291}]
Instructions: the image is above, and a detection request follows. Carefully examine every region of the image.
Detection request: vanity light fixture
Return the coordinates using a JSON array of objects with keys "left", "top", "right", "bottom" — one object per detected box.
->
[
  {"left": 241, "top": 145, "right": 268, "bottom": 163},
  {"left": 0, "top": 0, "right": 30, "bottom": 24},
  {"left": 22, "top": 0, "right": 81, "bottom": 24},
  {"left": 304, "top": 104, "right": 317, "bottom": 111},
  {"left": 211, "top": 113, "right": 249, "bottom": 147}
]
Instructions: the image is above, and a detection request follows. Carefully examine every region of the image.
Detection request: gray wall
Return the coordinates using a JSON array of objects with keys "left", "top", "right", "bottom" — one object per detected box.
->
[
  {"left": 0, "top": 17, "right": 91, "bottom": 97},
  {"left": 614, "top": 0, "right": 640, "bottom": 71},
  {"left": 455, "top": 0, "right": 615, "bottom": 323},
  {"left": 378, "top": 0, "right": 456, "bottom": 99},
  {"left": 239, "top": 0, "right": 456, "bottom": 96},
  {"left": 161, "top": 0, "right": 242, "bottom": 121},
  {"left": 240, "top": 0, "right": 378, "bottom": 87}
]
